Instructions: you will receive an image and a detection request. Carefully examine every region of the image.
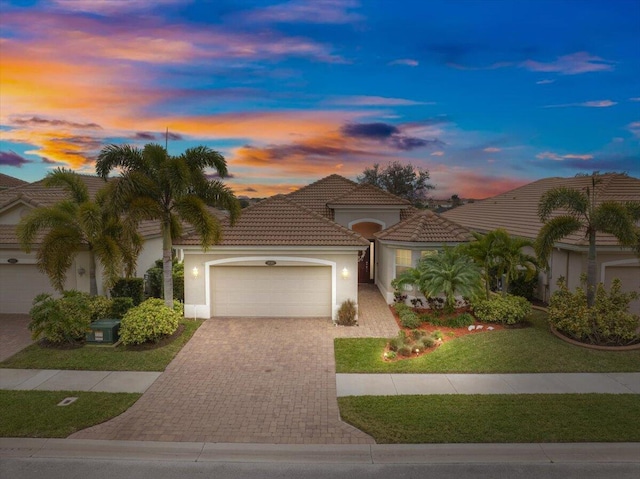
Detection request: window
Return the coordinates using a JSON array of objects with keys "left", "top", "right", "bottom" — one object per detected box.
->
[{"left": 395, "top": 249, "right": 412, "bottom": 277}]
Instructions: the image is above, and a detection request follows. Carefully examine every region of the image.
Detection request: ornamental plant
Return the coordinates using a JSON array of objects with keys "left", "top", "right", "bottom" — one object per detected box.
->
[
  {"left": 29, "top": 291, "right": 93, "bottom": 344},
  {"left": 119, "top": 298, "right": 181, "bottom": 346},
  {"left": 336, "top": 299, "right": 358, "bottom": 326},
  {"left": 548, "top": 277, "right": 639, "bottom": 346},
  {"left": 471, "top": 294, "right": 531, "bottom": 325}
]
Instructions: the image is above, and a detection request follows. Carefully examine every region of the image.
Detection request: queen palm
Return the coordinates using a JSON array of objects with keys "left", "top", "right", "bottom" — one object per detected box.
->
[
  {"left": 535, "top": 173, "right": 640, "bottom": 307},
  {"left": 96, "top": 143, "right": 240, "bottom": 307},
  {"left": 17, "top": 168, "right": 142, "bottom": 295},
  {"left": 393, "top": 247, "right": 482, "bottom": 312},
  {"left": 461, "top": 229, "right": 537, "bottom": 298}
]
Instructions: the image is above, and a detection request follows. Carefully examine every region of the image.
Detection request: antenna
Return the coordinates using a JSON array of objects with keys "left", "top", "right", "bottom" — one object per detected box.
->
[{"left": 165, "top": 127, "right": 169, "bottom": 151}]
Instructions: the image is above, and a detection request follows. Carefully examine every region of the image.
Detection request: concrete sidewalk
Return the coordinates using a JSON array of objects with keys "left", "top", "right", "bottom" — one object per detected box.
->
[
  {"left": 336, "top": 373, "right": 640, "bottom": 396},
  {"left": 0, "top": 368, "right": 161, "bottom": 393},
  {"left": 2, "top": 438, "right": 639, "bottom": 464}
]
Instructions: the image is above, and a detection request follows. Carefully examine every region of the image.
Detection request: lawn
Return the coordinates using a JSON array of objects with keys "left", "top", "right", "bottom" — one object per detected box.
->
[
  {"left": 338, "top": 394, "right": 640, "bottom": 443},
  {"left": 335, "top": 310, "right": 640, "bottom": 373},
  {"left": 0, "top": 320, "right": 203, "bottom": 371},
  {"left": 0, "top": 390, "right": 141, "bottom": 438}
]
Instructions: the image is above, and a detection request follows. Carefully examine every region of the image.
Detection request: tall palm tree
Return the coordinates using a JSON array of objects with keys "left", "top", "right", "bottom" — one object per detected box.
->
[
  {"left": 393, "top": 247, "right": 482, "bottom": 312},
  {"left": 535, "top": 173, "right": 640, "bottom": 307},
  {"left": 96, "top": 143, "right": 240, "bottom": 307},
  {"left": 17, "top": 168, "right": 142, "bottom": 295}
]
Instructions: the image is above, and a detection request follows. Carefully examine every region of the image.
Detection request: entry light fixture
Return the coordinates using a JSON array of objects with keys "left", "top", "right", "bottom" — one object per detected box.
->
[
  {"left": 192, "top": 266, "right": 199, "bottom": 279},
  {"left": 341, "top": 267, "right": 349, "bottom": 279},
  {"left": 77, "top": 267, "right": 86, "bottom": 277}
]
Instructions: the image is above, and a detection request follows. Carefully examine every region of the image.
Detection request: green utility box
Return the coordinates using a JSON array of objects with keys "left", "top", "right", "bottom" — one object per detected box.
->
[{"left": 86, "top": 319, "right": 121, "bottom": 344}]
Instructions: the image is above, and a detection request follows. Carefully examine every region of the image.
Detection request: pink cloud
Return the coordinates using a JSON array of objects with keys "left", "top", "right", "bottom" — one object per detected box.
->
[
  {"left": 239, "top": 0, "right": 363, "bottom": 24},
  {"left": 536, "top": 152, "right": 593, "bottom": 161},
  {"left": 522, "top": 52, "right": 614, "bottom": 75},
  {"left": 544, "top": 100, "right": 617, "bottom": 108},
  {"left": 388, "top": 59, "right": 419, "bottom": 67},
  {"left": 326, "top": 95, "right": 432, "bottom": 106},
  {"left": 483, "top": 147, "right": 501, "bottom": 153}
]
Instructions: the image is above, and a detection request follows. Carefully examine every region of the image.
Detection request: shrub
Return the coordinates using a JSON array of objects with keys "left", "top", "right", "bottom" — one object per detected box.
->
[
  {"left": 447, "top": 312, "right": 475, "bottom": 328},
  {"left": 399, "top": 309, "right": 421, "bottom": 328},
  {"left": 548, "top": 278, "right": 640, "bottom": 346},
  {"left": 89, "top": 295, "right": 113, "bottom": 322},
  {"left": 111, "top": 278, "right": 144, "bottom": 306},
  {"left": 472, "top": 294, "right": 531, "bottom": 325},
  {"left": 111, "top": 297, "right": 134, "bottom": 319},
  {"left": 509, "top": 275, "right": 538, "bottom": 301},
  {"left": 172, "top": 299, "right": 184, "bottom": 316},
  {"left": 432, "top": 330, "right": 443, "bottom": 340},
  {"left": 393, "top": 291, "right": 407, "bottom": 304},
  {"left": 29, "top": 291, "right": 92, "bottom": 344},
  {"left": 410, "top": 329, "right": 425, "bottom": 340},
  {"left": 145, "top": 260, "right": 185, "bottom": 301},
  {"left": 397, "top": 345, "right": 413, "bottom": 357},
  {"left": 394, "top": 302, "right": 410, "bottom": 315},
  {"left": 421, "top": 313, "right": 443, "bottom": 326},
  {"left": 119, "top": 298, "right": 181, "bottom": 346},
  {"left": 384, "top": 351, "right": 397, "bottom": 360},
  {"left": 420, "top": 336, "right": 436, "bottom": 349},
  {"left": 336, "top": 299, "right": 358, "bottom": 326}
]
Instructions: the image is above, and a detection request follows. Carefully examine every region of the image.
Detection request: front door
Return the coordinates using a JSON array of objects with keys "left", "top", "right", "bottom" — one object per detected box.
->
[{"left": 358, "top": 242, "right": 374, "bottom": 283}]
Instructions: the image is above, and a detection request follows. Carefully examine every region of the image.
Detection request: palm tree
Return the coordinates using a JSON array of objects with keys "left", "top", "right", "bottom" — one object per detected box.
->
[
  {"left": 535, "top": 173, "right": 640, "bottom": 307},
  {"left": 461, "top": 229, "right": 537, "bottom": 298},
  {"left": 393, "top": 247, "right": 482, "bottom": 312},
  {"left": 96, "top": 143, "right": 240, "bottom": 307},
  {"left": 17, "top": 168, "right": 142, "bottom": 295}
]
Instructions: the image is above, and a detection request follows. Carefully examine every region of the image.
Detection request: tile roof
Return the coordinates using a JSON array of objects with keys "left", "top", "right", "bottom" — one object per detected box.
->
[
  {"left": 0, "top": 175, "right": 109, "bottom": 211},
  {"left": 0, "top": 173, "right": 28, "bottom": 190},
  {"left": 442, "top": 174, "right": 640, "bottom": 247},
  {"left": 176, "top": 194, "right": 370, "bottom": 247},
  {"left": 328, "top": 183, "right": 411, "bottom": 206},
  {"left": 285, "top": 174, "right": 359, "bottom": 218},
  {"left": 375, "top": 209, "right": 473, "bottom": 243}
]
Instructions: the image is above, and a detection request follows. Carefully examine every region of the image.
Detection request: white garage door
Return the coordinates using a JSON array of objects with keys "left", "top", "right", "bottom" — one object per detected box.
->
[
  {"left": 0, "top": 264, "right": 58, "bottom": 314},
  {"left": 604, "top": 266, "right": 640, "bottom": 315},
  {"left": 211, "top": 266, "right": 332, "bottom": 317}
]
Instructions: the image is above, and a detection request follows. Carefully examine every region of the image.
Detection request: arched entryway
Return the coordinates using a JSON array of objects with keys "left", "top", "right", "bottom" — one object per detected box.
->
[{"left": 349, "top": 220, "right": 383, "bottom": 283}]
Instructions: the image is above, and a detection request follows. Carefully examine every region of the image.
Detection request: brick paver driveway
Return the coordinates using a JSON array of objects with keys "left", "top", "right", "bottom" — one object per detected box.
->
[
  {"left": 71, "top": 285, "right": 396, "bottom": 444},
  {"left": 0, "top": 314, "right": 33, "bottom": 362}
]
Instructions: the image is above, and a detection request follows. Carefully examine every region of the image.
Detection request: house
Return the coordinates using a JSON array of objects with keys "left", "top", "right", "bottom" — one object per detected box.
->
[
  {"left": 0, "top": 175, "right": 165, "bottom": 313},
  {"left": 442, "top": 173, "right": 640, "bottom": 313},
  {"left": 175, "top": 174, "right": 474, "bottom": 319},
  {"left": 0, "top": 173, "right": 28, "bottom": 191}
]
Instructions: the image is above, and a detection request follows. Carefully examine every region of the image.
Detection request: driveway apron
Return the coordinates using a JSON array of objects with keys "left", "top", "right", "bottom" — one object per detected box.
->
[{"left": 70, "top": 317, "right": 375, "bottom": 444}]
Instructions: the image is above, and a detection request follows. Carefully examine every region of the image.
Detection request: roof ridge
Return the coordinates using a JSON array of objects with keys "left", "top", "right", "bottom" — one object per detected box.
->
[
  {"left": 287, "top": 174, "right": 357, "bottom": 197},
  {"left": 328, "top": 182, "right": 411, "bottom": 205}
]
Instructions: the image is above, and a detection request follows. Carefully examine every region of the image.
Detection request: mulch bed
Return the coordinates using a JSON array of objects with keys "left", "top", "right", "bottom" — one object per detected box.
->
[{"left": 385, "top": 306, "right": 505, "bottom": 361}]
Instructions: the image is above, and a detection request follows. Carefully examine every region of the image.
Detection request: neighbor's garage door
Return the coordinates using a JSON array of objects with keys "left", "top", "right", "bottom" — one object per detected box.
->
[
  {"left": 211, "top": 266, "right": 331, "bottom": 317},
  {"left": 604, "top": 266, "right": 640, "bottom": 315},
  {"left": 0, "top": 264, "right": 57, "bottom": 314}
]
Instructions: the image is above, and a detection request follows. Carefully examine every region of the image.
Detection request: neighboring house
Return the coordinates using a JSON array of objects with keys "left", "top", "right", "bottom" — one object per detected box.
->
[
  {"left": 0, "top": 175, "right": 164, "bottom": 314},
  {"left": 443, "top": 173, "right": 640, "bottom": 313},
  {"left": 175, "top": 174, "right": 474, "bottom": 319},
  {"left": 0, "top": 173, "right": 28, "bottom": 191}
]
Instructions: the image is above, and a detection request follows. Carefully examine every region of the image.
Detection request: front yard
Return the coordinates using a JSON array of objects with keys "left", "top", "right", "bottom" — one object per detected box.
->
[
  {"left": 0, "top": 320, "right": 203, "bottom": 371},
  {"left": 335, "top": 310, "right": 640, "bottom": 373}
]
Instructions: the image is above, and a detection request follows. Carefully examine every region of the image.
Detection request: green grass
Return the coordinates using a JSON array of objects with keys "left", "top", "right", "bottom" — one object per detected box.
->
[
  {"left": 0, "top": 320, "right": 203, "bottom": 371},
  {"left": 0, "top": 390, "right": 141, "bottom": 438},
  {"left": 338, "top": 394, "right": 640, "bottom": 443},
  {"left": 335, "top": 310, "right": 640, "bottom": 373}
]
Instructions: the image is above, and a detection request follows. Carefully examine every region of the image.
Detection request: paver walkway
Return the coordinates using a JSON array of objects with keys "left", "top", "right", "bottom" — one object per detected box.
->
[{"left": 0, "top": 314, "right": 33, "bottom": 361}]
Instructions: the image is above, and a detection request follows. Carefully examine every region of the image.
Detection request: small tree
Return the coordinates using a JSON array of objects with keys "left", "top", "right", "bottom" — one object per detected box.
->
[
  {"left": 357, "top": 161, "right": 434, "bottom": 206},
  {"left": 393, "top": 247, "right": 482, "bottom": 312}
]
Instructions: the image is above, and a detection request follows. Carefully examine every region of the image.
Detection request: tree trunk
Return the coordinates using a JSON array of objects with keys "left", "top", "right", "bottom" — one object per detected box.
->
[
  {"left": 162, "top": 223, "right": 174, "bottom": 308},
  {"left": 89, "top": 250, "right": 98, "bottom": 296},
  {"left": 586, "top": 229, "right": 597, "bottom": 308}
]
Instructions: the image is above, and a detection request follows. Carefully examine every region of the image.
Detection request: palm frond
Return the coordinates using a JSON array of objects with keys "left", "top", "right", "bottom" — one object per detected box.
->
[
  {"left": 173, "top": 195, "right": 221, "bottom": 248},
  {"left": 17, "top": 205, "right": 77, "bottom": 252},
  {"left": 182, "top": 146, "right": 228, "bottom": 177},
  {"left": 534, "top": 216, "right": 583, "bottom": 265},
  {"left": 594, "top": 201, "right": 639, "bottom": 248},
  {"left": 96, "top": 144, "right": 145, "bottom": 178},
  {"left": 43, "top": 168, "right": 91, "bottom": 204},
  {"left": 538, "top": 187, "right": 589, "bottom": 222},
  {"left": 37, "top": 228, "right": 83, "bottom": 291}
]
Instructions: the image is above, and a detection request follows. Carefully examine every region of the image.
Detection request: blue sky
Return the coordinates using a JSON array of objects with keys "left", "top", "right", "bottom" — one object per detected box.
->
[{"left": 0, "top": 0, "right": 638, "bottom": 198}]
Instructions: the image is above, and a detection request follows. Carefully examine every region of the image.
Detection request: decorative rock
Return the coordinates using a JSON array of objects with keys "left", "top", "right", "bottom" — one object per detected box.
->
[
  {"left": 476, "top": 325, "right": 483, "bottom": 330},
  {"left": 468, "top": 325, "right": 476, "bottom": 331},
  {"left": 487, "top": 326, "right": 495, "bottom": 331}
]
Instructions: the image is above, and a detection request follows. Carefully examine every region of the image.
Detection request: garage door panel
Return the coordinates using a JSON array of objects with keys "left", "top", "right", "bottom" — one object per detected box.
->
[
  {"left": 211, "top": 266, "right": 331, "bottom": 317},
  {"left": 0, "top": 264, "right": 58, "bottom": 314}
]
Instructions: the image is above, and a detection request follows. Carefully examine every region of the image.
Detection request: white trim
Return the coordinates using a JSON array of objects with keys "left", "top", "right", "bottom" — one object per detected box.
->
[
  {"left": 203, "top": 256, "right": 337, "bottom": 319},
  {"left": 348, "top": 218, "right": 386, "bottom": 229},
  {"left": 601, "top": 258, "right": 640, "bottom": 282}
]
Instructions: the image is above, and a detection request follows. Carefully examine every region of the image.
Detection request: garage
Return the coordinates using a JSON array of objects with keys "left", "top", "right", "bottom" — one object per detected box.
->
[
  {"left": 0, "top": 264, "right": 58, "bottom": 314},
  {"left": 604, "top": 265, "right": 640, "bottom": 315},
  {"left": 211, "top": 265, "right": 332, "bottom": 317}
]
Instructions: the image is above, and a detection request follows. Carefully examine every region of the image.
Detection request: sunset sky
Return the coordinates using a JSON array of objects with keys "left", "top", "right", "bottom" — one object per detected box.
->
[{"left": 1, "top": 0, "right": 639, "bottom": 199}]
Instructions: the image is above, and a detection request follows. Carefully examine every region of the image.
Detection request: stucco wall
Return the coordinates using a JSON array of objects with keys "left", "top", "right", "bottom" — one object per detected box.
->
[
  {"left": 0, "top": 204, "right": 30, "bottom": 225},
  {"left": 333, "top": 209, "right": 401, "bottom": 230}
]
